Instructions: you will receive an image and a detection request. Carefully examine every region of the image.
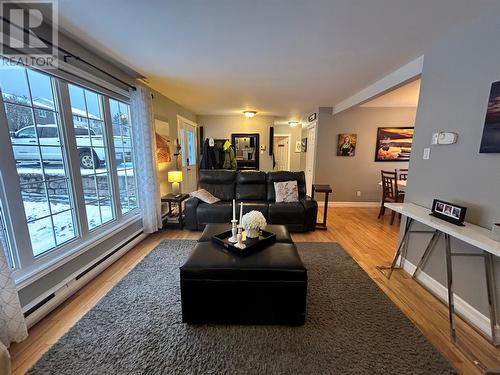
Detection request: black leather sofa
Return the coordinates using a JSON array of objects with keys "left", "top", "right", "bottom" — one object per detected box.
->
[{"left": 185, "top": 170, "right": 318, "bottom": 232}]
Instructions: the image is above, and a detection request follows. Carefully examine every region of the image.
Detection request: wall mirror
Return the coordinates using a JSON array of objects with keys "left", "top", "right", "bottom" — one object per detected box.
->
[{"left": 231, "top": 133, "right": 260, "bottom": 170}]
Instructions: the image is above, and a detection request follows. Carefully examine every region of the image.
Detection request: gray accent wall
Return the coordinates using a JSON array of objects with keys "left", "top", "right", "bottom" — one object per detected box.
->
[
  {"left": 404, "top": 8, "right": 500, "bottom": 319},
  {"left": 315, "top": 107, "right": 415, "bottom": 202}
]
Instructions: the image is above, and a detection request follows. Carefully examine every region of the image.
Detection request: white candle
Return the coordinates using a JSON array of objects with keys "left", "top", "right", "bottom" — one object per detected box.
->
[
  {"left": 232, "top": 199, "right": 236, "bottom": 221},
  {"left": 239, "top": 202, "right": 243, "bottom": 223}
]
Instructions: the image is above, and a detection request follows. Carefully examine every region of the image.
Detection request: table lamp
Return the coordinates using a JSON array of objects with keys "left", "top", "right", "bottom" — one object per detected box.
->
[{"left": 168, "top": 170, "right": 183, "bottom": 195}]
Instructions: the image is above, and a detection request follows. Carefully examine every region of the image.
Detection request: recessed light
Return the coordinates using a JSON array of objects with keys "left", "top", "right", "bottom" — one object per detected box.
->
[
  {"left": 243, "top": 110, "right": 257, "bottom": 118},
  {"left": 288, "top": 121, "right": 299, "bottom": 128}
]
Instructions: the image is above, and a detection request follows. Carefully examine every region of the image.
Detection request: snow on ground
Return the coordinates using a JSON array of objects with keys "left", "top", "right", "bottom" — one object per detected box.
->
[
  {"left": 26, "top": 199, "right": 112, "bottom": 256},
  {"left": 17, "top": 162, "right": 134, "bottom": 176}
]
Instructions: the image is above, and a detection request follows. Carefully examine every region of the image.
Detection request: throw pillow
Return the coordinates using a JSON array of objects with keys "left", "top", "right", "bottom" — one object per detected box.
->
[
  {"left": 190, "top": 189, "right": 220, "bottom": 204},
  {"left": 274, "top": 180, "right": 299, "bottom": 203}
]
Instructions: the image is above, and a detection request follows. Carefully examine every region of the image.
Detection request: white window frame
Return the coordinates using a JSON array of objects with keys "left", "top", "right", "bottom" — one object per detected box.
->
[{"left": 0, "top": 67, "right": 141, "bottom": 288}]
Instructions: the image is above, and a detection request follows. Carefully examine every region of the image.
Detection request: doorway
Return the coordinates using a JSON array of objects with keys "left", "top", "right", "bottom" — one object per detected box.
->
[
  {"left": 273, "top": 134, "right": 291, "bottom": 171},
  {"left": 177, "top": 115, "right": 198, "bottom": 193},
  {"left": 305, "top": 122, "right": 317, "bottom": 195}
]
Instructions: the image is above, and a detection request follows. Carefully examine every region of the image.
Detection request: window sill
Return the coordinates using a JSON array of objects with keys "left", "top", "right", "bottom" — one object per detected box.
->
[{"left": 13, "top": 212, "right": 142, "bottom": 290}]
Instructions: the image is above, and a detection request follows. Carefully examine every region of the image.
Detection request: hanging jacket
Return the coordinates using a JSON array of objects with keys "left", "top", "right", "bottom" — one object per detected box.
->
[
  {"left": 223, "top": 146, "right": 237, "bottom": 170},
  {"left": 200, "top": 138, "right": 217, "bottom": 169}
]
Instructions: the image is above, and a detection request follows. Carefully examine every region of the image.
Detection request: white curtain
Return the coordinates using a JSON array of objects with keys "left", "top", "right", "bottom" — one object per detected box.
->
[
  {"left": 0, "top": 241, "right": 27, "bottom": 349},
  {"left": 130, "top": 85, "right": 162, "bottom": 233}
]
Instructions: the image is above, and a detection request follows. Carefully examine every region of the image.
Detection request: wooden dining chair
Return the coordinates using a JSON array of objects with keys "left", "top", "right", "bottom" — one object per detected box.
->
[
  {"left": 378, "top": 170, "right": 401, "bottom": 225},
  {"left": 396, "top": 168, "right": 408, "bottom": 181}
]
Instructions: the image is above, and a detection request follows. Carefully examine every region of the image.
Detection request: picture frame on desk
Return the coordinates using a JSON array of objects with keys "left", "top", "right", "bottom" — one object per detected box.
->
[{"left": 430, "top": 199, "right": 467, "bottom": 226}]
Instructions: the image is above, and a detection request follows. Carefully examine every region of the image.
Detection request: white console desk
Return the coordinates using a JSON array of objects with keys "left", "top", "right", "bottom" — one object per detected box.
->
[{"left": 377, "top": 202, "right": 499, "bottom": 348}]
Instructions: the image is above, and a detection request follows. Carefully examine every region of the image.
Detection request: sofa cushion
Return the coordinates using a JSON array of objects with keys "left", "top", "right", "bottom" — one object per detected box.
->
[
  {"left": 197, "top": 201, "right": 233, "bottom": 226},
  {"left": 267, "top": 171, "right": 307, "bottom": 201},
  {"left": 268, "top": 202, "right": 305, "bottom": 225},
  {"left": 236, "top": 171, "right": 267, "bottom": 200},
  {"left": 238, "top": 201, "right": 268, "bottom": 218},
  {"left": 199, "top": 170, "right": 236, "bottom": 201},
  {"left": 274, "top": 181, "right": 299, "bottom": 203},
  {"left": 190, "top": 189, "right": 220, "bottom": 204}
]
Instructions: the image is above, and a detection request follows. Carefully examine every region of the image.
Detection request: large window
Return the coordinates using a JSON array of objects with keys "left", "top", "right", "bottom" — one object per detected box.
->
[
  {"left": 0, "top": 65, "right": 139, "bottom": 276},
  {"left": 0, "top": 67, "right": 76, "bottom": 256},
  {"left": 68, "top": 84, "right": 114, "bottom": 230}
]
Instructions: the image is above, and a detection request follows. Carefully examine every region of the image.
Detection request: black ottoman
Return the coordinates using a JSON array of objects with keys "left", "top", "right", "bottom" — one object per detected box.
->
[
  {"left": 197, "top": 223, "right": 293, "bottom": 243},
  {"left": 180, "top": 241, "right": 307, "bottom": 325}
]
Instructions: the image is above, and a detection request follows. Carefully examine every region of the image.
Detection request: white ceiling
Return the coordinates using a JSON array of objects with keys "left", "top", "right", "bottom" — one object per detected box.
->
[
  {"left": 57, "top": 0, "right": 497, "bottom": 117},
  {"left": 361, "top": 79, "right": 421, "bottom": 108}
]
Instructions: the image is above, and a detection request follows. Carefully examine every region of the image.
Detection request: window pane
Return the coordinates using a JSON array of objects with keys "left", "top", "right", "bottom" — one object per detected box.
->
[
  {"left": 0, "top": 198, "right": 15, "bottom": 269},
  {"left": 5, "top": 103, "right": 35, "bottom": 139},
  {"left": 52, "top": 210, "right": 75, "bottom": 246},
  {"left": 110, "top": 99, "right": 138, "bottom": 215},
  {"left": 86, "top": 201, "right": 101, "bottom": 230},
  {"left": 21, "top": 183, "right": 50, "bottom": 221},
  {"left": 28, "top": 70, "right": 55, "bottom": 110},
  {"left": 0, "top": 67, "right": 77, "bottom": 256},
  {"left": 69, "top": 84, "right": 115, "bottom": 230},
  {"left": 0, "top": 66, "right": 31, "bottom": 105},
  {"left": 28, "top": 217, "right": 56, "bottom": 256},
  {"left": 187, "top": 129, "right": 196, "bottom": 166}
]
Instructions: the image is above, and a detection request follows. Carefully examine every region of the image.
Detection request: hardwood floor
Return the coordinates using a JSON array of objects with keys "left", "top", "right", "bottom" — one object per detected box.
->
[{"left": 9, "top": 207, "right": 500, "bottom": 374}]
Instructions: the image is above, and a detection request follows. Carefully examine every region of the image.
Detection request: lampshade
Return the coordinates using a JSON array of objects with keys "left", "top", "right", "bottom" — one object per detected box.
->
[{"left": 168, "top": 171, "right": 183, "bottom": 183}]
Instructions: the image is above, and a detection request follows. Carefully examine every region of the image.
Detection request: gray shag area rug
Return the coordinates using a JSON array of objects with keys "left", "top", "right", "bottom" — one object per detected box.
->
[{"left": 28, "top": 240, "right": 455, "bottom": 374}]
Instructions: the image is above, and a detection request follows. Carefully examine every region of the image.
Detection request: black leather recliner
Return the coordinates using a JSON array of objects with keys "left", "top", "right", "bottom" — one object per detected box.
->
[{"left": 185, "top": 170, "right": 318, "bottom": 232}]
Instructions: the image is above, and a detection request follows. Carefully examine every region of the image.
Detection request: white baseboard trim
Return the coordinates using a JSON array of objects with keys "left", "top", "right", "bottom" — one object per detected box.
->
[
  {"left": 401, "top": 258, "right": 500, "bottom": 340},
  {"left": 317, "top": 201, "right": 380, "bottom": 208},
  {"left": 25, "top": 232, "right": 148, "bottom": 328}
]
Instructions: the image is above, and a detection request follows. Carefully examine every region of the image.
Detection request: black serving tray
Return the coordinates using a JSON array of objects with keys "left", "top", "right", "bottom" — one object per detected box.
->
[{"left": 211, "top": 229, "right": 276, "bottom": 255}]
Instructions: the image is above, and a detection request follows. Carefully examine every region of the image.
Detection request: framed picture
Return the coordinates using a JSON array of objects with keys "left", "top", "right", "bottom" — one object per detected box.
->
[
  {"left": 375, "top": 127, "right": 414, "bottom": 161},
  {"left": 479, "top": 81, "right": 500, "bottom": 153},
  {"left": 295, "top": 140, "right": 302, "bottom": 153},
  {"left": 301, "top": 138, "right": 307, "bottom": 152},
  {"left": 337, "top": 134, "right": 357, "bottom": 156},
  {"left": 430, "top": 199, "right": 467, "bottom": 226},
  {"left": 154, "top": 119, "right": 172, "bottom": 163}
]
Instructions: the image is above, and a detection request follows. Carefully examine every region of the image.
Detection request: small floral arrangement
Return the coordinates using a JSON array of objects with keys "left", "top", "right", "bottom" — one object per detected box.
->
[{"left": 241, "top": 210, "right": 267, "bottom": 238}]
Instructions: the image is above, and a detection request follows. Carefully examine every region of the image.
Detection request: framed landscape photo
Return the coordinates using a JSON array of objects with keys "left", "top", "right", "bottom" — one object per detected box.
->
[
  {"left": 337, "top": 134, "right": 357, "bottom": 156},
  {"left": 479, "top": 80, "right": 500, "bottom": 153},
  {"left": 375, "top": 127, "right": 414, "bottom": 162}
]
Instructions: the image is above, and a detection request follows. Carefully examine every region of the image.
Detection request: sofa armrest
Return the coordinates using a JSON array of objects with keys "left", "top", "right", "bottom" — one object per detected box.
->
[
  {"left": 184, "top": 197, "right": 200, "bottom": 230},
  {"left": 300, "top": 196, "right": 318, "bottom": 231}
]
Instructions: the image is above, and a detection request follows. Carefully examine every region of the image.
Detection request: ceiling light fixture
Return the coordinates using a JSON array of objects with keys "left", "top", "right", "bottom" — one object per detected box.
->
[
  {"left": 243, "top": 110, "right": 257, "bottom": 118},
  {"left": 288, "top": 121, "right": 299, "bottom": 128}
]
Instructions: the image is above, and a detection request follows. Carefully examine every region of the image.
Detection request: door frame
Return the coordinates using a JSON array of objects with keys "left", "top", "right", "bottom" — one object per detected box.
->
[
  {"left": 176, "top": 115, "right": 198, "bottom": 192},
  {"left": 305, "top": 121, "right": 317, "bottom": 195},
  {"left": 273, "top": 133, "right": 291, "bottom": 171}
]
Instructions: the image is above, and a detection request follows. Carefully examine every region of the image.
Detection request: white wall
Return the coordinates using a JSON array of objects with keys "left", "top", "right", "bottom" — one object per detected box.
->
[{"left": 404, "top": 7, "right": 500, "bottom": 326}]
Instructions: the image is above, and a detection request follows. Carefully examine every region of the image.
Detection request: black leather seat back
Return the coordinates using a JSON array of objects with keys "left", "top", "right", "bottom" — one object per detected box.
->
[
  {"left": 266, "top": 171, "right": 307, "bottom": 202},
  {"left": 199, "top": 170, "right": 236, "bottom": 200},
  {"left": 236, "top": 171, "right": 267, "bottom": 200}
]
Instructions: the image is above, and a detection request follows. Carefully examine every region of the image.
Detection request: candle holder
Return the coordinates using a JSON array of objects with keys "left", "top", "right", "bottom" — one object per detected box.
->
[
  {"left": 234, "top": 226, "right": 246, "bottom": 249},
  {"left": 228, "top": 219, "right": 238, "bottom": 243}
]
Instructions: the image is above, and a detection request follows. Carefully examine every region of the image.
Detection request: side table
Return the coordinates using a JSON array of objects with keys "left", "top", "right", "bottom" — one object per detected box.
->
[
  {"left": 161, "top": 193, "right": 190, "bottom": 228},
  {"left": 311, "top": 184, "right": 332, "bottom": 230}
]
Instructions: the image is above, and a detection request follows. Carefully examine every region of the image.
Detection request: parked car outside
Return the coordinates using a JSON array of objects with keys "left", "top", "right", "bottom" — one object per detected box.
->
[{"left": 11, "top": 124, "right": 132, "bottom": 169}]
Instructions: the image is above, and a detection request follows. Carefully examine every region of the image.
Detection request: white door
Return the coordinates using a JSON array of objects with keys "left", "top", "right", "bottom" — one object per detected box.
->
[
  {"left": 177, "top": 116, "right": 198, "bottom": 193},
  {"left": 305, "top": 123, "right": 317, "bottom": 195},
  {"left": 273, "top": 135, "right": 290, "bottom": 171}
]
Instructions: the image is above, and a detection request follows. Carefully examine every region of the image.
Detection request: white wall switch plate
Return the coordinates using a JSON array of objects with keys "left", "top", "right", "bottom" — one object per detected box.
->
[
  {"left": 423, "top": 148, "right": 431, "bottom": 160},
  {"left": 431, "top": 133, "right": 439, "bottom": 145}
]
